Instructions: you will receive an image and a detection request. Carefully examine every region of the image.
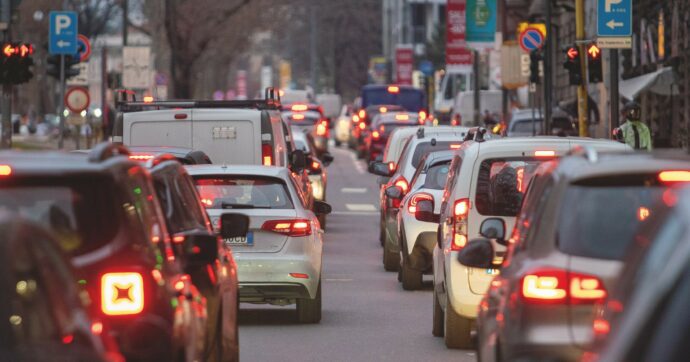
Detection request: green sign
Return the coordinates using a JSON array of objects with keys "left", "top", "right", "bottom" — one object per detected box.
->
[{"left": 466, "top": 0, "right": 497, "bottom": 46}]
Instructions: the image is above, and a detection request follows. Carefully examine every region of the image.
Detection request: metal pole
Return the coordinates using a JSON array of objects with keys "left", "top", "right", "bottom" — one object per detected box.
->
[
  {"left": 473, "top": 50, "right": 481, "bottom": 126},
  {"left": 1, "top": 84, "right": 11, "bottom": 149},
  {"left": 575, "top": 0, "right": 589, "bottom": 137},
  {"left": 58, "top": 54, "right": 65, "bottom": 149},
  {"left": 543, "top": 0, "right": 553, "bottom": 135},
  {"left": 101, "top": 47, "right": 108, "bottom": 141},
  {"left": 531, "top": 89, "right": 536, "bottom": 136},
  {"left": 309, "top": 3, "right": 318, "bottom": 93},
  {"left": 609, "top": 49, "right": 620, "bottom": 132}
]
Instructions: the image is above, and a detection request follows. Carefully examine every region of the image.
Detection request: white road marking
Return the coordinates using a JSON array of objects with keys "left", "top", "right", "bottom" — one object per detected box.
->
[
  {"left": 348, "top": 151, "right": 366, "bottom": 174},
  {"left": 330, "top": 211, "right": 379, "bottom": 216},
  {"left": 341, "top": 187, "right": 368, "bottom": 193},
  {"left": 345, "top": 203, "right": 377, "bottom": 212}
]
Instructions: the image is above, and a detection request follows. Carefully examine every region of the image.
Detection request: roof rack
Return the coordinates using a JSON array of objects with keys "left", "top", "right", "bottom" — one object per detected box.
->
[
  {"left": 567, "top": 145, "right": 598, "bottom": 163},
  {"left": 463, "top": 127, "right": 488, "bottom": 142},
  {"left": 88, "top": 142, "right": 130, "bottom": 163},
  {"left": 116, "top": 87, "right": 282, "bottom": 112}
]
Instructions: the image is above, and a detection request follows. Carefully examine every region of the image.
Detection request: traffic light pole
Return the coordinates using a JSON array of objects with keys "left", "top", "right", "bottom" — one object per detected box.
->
[
  {"left": 610, "top": 49, "right": 620, "bottom": 132},
  {"left": 0, "top": 18, "right": 9, "bottom": 149},
  {"left": 543, "top": 0, "right": 552, "bottom": 135},
  {"left": 58, "top": 54, "right": 65, "bottom": 149},
  {"left": 575, "top": 0, "right": 588, "bottom": 137}
]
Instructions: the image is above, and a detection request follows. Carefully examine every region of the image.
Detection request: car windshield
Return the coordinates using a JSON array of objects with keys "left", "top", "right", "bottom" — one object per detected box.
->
[
  {"left": 0, "top": 177, "right": 119, "bottom": 256},
  {"left": 423, "top": 162, "right": 451, "bottom": 190},
  {"left": 193, "top": 176, "right": 293, "bottom": 209},
  {"left": 411, "top": 141, "right": 461, "bottom": 168},
  {"left": 557, "top": 175, "right": 666, "bottom": 260},
  {"left": 475, "top": 158, "right": 544, "bottom": 216}
]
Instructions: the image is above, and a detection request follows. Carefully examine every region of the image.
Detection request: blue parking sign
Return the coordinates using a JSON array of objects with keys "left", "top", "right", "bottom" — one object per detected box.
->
[
  {"left": 49, "top": 11, "right": 78, "bottom": 55},
  {"left": 597, "top": 0, "right": 632, "bottom": 37}
]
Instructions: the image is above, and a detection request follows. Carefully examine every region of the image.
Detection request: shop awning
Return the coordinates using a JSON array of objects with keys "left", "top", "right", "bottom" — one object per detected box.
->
[{"left": 619, "top": 67, "right": 679, "bottom": 100}]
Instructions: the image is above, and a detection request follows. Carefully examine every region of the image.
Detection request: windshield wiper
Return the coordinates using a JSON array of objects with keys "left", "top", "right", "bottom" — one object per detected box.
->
[{"left": 221, "top": 202, "right": 270, "bottom": 209}]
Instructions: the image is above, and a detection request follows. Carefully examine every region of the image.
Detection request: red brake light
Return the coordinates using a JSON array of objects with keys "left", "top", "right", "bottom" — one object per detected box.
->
[
  {"left": 262, "top": 219, "right": 312, "bottom": 237},
  {"left": 262, "top": 144, "right": 273, "bottom": 166},
  {"left": 393, "top": 177, "right": 409, "bottom": 194},
  {"left": 129, "top": 154, "right": 154, "bottom": 161},
  {"left": 352, "top": 115, "right": 360, "bottom": 123},
  {"left": 289, "top": 273, "right": 310, "bottom": 279},
  {"left": 593, "top": 318, "right": 611, "bottom": 336},
  {"left": 316, "top": 121, "right": 328, "bottom": 136},
  {"left": 388, "top": 162, "right": 396, "bottom": 172},
  {"left": 520, "top": 269, "right": 607, "bottom": 304},
  {"left": 419, "top": 110, "right": 427, "bottom": 121},
  {"left": 143, "top": 96, "right": 154, "bottom": 103},
  {"left": 450, "top": 144, "right": 462, "bottom": 150},
  {"left": 372, "top": 130, "right": 380, "bottom": 140},
  {"left": 637, "top": 206, "right": 650, "bottom": 221},
  {"left": 379, "top": 106, "right": 388, "bottom": 113},
  {"left": 534, "top": 150, "right": 556, "bottom": 158},
  {"left": 395, "top": 114, "right": 409, "bottom": 121},
  {"left": 358, "top": 110, "right": 366, "bottom": 119},
  {"left": 408, "top": 192, "right": 433, "bottom": 213},
  {"left": 387, "top": 85, "right": 400, "bottom": 93},
  {"left": 0, "top": 165, "right": 12, "bottom": 176},
  {"left": 311, "top": 161, "right": 321, "bottom": 171},
  {"left": 101, "top": 272, "right": 145, "bottom": 316},
  {"left": 451, "top": 198, "right": 470, "bottom": 251},
  {"left": 292, "top": 114, "right": 305, "bottom": 120},
  {"left": 291, "top": 104, "right": 308, "bottom": 112},
  {"left": 658, "top": 170, "right": 690, "bottom": 183},
  {"left": 359, "top": 122, "right": 366, "bottom": 130},
  {"left": 451, "top": 114, "right": 461, "bottom": 126}
]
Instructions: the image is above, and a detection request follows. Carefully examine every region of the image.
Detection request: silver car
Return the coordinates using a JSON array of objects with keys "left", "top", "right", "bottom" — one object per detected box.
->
[{"left": 186, "top": 165, "right": 331, "bottom": 323}]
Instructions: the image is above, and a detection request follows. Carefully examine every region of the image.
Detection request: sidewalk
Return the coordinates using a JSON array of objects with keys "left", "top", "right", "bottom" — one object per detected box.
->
[{"left": 12, "top": 134, "right": 82, "bottom": 151}]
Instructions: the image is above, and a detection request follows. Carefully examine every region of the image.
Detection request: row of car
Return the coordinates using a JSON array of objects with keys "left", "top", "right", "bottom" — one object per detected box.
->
[
  {"left": 1, "top": 90, "right": 336, "bottom": 361},
  {"left": 364, "top": 120, "right": 690, "bottom": 361}
]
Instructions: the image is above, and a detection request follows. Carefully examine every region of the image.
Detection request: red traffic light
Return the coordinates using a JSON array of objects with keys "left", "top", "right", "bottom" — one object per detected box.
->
[
  {"left": 567, "top": 47, "right": 579, "bottom": 60},
  {"left": 587, "top": 44, "right": 601, "bottom": 59},
  {"left": 3, "top": 43, "right": 34, "bottom": 58}
]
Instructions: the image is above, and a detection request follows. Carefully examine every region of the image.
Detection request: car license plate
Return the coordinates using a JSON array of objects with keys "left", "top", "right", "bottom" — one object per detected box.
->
[
  {"left": 225, "top": 232, "right": 253, "bottom": 246},
  {"left": 486, "top": 269, "right": 499, "bottom": 275}
]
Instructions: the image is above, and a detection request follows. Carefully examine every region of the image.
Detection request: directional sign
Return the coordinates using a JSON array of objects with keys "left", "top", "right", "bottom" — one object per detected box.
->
[
  {"left": 597, "top": 0, "right": 632, "bottom": 37},
  {"left": 519, "top": 27, "right": 544, "bottom": 53},
  {"left": 49, "top": 11, "right": 78, "bottom": 55}
]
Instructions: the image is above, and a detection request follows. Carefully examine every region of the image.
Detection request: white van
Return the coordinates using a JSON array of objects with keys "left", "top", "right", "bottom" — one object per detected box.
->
[
  {"left": 116, "top": 98, "right": 292, "bottom": 167},
  {"left": 450, "top": 90, "right": 502, "bottom": 127},
  {"left": 315, "top": 93, "right": 342, "bottom": 120}
]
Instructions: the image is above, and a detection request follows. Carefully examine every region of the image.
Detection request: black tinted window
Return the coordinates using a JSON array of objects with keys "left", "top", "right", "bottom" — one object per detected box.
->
[
  {"left": 558, "top": 176, "right": 665, "bottom": 260},
  {"left": 194, "top": 176, "right": 293, "bottom": 209},
  {"left": 475, "top": 158, "right": 543, "bottom": 216}
]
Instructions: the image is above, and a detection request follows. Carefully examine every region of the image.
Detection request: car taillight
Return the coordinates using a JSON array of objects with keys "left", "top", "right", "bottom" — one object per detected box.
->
[
  {"left": 387, "top": 85, "right": 400, "bottom": 93},
  {"left": 379, "top": 106, "right": 388, "bottom": 113},
  {"left": 316, "top": 121, "right": 328, "bottom": 136},
  {"left": 352, "top": 115, "right": 360, "bottom": 123},
  {"left": 0, "top": 164, "right": 12, "bottom": 176},
  {"left": 262, "top": 144, "right": 273, "bottom": 166},
  {"left": 262, "top": 219, "right": 312, "bottom": 237},
  {"left": 534, "top": 150, "right": 556, "bottom": 158},
  {"left": 395, "top": 114, "right": 409, "bottom": 121},
  {"left": 101, "top": 272, "right": 145, "bottom": 316},
  {"left": 393, "top": 176, "right": 409, "bottom": 194},
  {"left": 451, "top": 198, "right": 470, "bottom": 251},
  {"left": 358, "top": 122, "right": 366, "bottom": 130},
  {"left": 129, "top": 154, "right": 154, "bottom": 161},
  {"left": 311, "top": 161, "right": 321, "bottom": 171},
  {"left": 658, "top": 170, "right": 690, "bottom": 184},
  {"left": 292, "top": 114, "right": 305, "bottom": 120},
  {"left": 388, "top": 162, "right": 397, "bottom": 172},
  {"left": 520, "top": 269, "right": 607, "bottom": 304},
  {"left": 291, "top": 104, "right": 308, "bottom": 111},
  {"left": 419, "top": 110, "right": 427, "bottom": 122},
  {"left": 358, "top": 109, "right": 366, "bottom": 119},
  {"left": 451, "top": 114, "right": 461, "bottom": 126},
  {"left": 408, "top": 192, "right": 433, "bottom": 213},
  {"left": 372, "top": 130, "right": 380, "bottom": 140}
]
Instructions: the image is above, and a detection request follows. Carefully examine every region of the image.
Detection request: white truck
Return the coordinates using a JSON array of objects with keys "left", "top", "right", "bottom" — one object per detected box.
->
[{"left": 434, "top": 71, "right": 472, "bottom": 124}]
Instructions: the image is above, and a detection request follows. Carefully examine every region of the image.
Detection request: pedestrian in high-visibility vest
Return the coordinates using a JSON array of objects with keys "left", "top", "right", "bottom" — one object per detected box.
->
[{"left": 613, "top": 101, "right": 652, "bottom": 151}]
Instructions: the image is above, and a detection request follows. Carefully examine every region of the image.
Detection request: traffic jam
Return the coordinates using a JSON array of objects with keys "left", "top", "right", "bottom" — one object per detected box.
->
[{"left": 2, "top": 1, "right": 690, "bottom": 362}]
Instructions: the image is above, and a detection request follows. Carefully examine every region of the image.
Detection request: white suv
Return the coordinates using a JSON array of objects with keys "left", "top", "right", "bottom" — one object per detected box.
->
[{"left": 432, "top": 135, "right": 628, "bottom": 348}]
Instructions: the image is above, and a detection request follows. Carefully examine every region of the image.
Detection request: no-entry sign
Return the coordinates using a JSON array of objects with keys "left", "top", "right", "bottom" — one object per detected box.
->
[{"left": 65, "top": 87, "right": 90, "bottom": 113}]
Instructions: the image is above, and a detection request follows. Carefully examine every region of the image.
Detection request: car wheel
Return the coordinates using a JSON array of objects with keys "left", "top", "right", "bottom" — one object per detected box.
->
[
  {"left": 317, "top": 214, "right": 327, "bottom": 230},
  {"left": 432, "top": 289, "right": 444, "bottom": 337},
  {"left": 401, "top": 256, "right": 423, "bottom": 290},
  {"left": 444, "top": 294, "right": 473, "bottom": 349},
  {"left": 383, "top": 240, "right": 400, "bottom": 271},
  {"left": 296, "top": 280, "right": 322, "bottom": 324}
]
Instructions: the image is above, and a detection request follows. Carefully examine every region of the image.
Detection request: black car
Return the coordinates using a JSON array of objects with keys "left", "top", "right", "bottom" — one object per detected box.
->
[
  {"left": 0, "top": 213, "right": 123, "bottom": 362},
  {"left": 0, "top": 143, "right": 242, "bottom": 361},
  {"left": 147, "top": 154, "right": 242, "bottom": 361}
]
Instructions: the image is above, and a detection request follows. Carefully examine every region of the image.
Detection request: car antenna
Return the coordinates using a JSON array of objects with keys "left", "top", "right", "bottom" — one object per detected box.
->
[{"left": 416, "top": 127, "right": 425, "bottom": 139}]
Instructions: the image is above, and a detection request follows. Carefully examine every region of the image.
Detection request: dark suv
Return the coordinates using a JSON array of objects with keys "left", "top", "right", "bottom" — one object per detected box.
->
[
  {"left": 0, "top": 144, "right": 242, "bottom": 361},
  {"left": 147, "top": 154, "right": 241, "bottom": 361}
]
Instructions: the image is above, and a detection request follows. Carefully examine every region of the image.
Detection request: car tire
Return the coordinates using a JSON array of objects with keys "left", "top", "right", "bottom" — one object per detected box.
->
[
  {"left": 383, "top": 241, "right": 400, "bottom": 272},
  {"left": 432, "top": 289, "right": 444, "bottom": 337},
  {"left": 318, "top": 214, "right": 327, "bottom": 230},
  {"left": 401, "top": 256, "right": 423, "bottom": 290},
  {"left": 444, "top": 294, "right": 473, "bottom": 349},
  {"left": 296, "top": 280, "right": 322, "bottom": 324},
  {"left": 379, "top": 225, "right": 385, "bottom": 247}
]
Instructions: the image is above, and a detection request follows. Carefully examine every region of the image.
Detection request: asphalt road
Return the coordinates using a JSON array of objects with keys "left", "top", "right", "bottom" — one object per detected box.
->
[{"left": 239, "top": 145, "right": 476, "bottom": 362}]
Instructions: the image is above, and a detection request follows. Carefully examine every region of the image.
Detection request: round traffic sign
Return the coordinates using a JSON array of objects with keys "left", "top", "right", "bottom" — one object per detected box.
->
[
  {"left": 519, "top": 27, "right": 545, "bottom": 52},
  {"left": 65, "top": 87, "right": 90, "bottom": 113},
  {"left": 76, "top": 34, "right": 91, "bottom": 62}
]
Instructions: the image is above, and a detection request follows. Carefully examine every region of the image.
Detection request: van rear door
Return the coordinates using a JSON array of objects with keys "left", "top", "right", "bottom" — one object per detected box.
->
[
  {"left": 124, "top": 109, "right": 193, "bottom": 147},
  {"left": 191, "top": 109, "right": 261, "bottom": 165}
]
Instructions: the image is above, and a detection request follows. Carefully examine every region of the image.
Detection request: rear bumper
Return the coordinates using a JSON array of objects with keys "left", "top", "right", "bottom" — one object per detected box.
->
[
  {"left": 110, "top": 313, "right": 176, "bottom": 360},
  {"left": 238, "top": 283, "right": 311, "bottom": 302},
  {"left": 235, "top": 254, "right": 320, "bottom": 300},
  {"left": 501, "top": 341, "right": 582, "bottom": 362}
]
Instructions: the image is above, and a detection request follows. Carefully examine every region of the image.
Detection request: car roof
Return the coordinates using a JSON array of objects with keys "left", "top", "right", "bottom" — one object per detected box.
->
[
  {"left": 555, "top": 150, "right": 690, "bottom": 181},
  {"left": 128, "top": 146, "right": 195, "bottom": 157},
  {"left": 0, "top": 151, "right": 135, "bottom": 177},
  {"left": 185, "top": 164, "right": 292, "bottom": 179},
  {"left": 465, "top": 136, "right": 627, "bottom": 153}
]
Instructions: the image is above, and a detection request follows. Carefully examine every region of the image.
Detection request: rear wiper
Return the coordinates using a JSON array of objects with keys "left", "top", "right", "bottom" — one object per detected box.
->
[{"left": 221, "top": 202, "right": 270, "bottom": 209}]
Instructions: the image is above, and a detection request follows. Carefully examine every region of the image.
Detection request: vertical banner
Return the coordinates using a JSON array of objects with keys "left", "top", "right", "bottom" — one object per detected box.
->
[
  {"left": 395, "top": 45, "right": 414, "bottom": 85},
  {"left": 236, "top": 70, "right": 247, "bottom": 100},
  {"left": 368, "top": 56, "right": 387, "bottom": 84},
  {"left": 466, "top": 0, "right": 497, "bottom": 48},
  {"left": 446, "top": 0, "right": 472, "bottom": 72},
  {"left": 279, "top": 61, "right": 292, "bottom": 90}
]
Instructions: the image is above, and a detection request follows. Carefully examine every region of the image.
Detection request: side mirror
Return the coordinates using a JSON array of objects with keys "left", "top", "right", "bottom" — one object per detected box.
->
[
  {"left": 369, "top": 161, "right": 393, "bottom": 176},
  {"left": 176, "top": 231, "right": 219, "bottom": 268},
  {"left": 320, "top": 152, "right": 334, "bottom": 167},
  {"left": 479, "top": 218, "right": 507, "bottom": 245},
  {"left": 414, "top": 199, "right": 440, "bottom": 223},
  {"left": 313, "top": 200, "right": 332, "bottom": 215},
  {"left": 385, "top": 185, "right": 403, "bottom": 200},
  {"left": 220, "top": 213, "right": 250, "bottom": 239},
  {"left": 457, "top": 238, "right": 495, "bottom": 269},
  {"left": 291, "top": 149, "right": 307, "bottom": 171}
]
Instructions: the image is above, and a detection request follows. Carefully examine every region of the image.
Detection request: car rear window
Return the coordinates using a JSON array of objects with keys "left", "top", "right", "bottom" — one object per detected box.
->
[
  {"left": 193, "top": 176, "right": 293, "bottom": 209},
  {"left": 557, "top": 175, "right": 667, "bottom": 260},
  {"left": 411, "top": 141, "right": 462, "bottom": 168},
  {"left": 362, "top": 88, "right": 425, "bottom": 111},
  {"left": 512, "top": 117, "right": 573, "bottom": 133},
  {"left": 475, "top": 158, "right": 544, "bottom": 216},
  {"left": 423, "top": 162, "right": 451, "bottom": 190},
  {"left": 0, "top": 177, "right": 119, "bottom": 256},
  {"left": 283, "top": 111, "right": 321, "bottom": 126}
]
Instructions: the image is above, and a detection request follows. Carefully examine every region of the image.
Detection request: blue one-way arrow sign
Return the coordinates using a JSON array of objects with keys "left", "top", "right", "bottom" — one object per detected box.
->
[
  {"left": 597, "top": 0, "right": 632, "bottom": 37},
  {"left": 49, "top": 11, "right": 78, "bottom": 55}
]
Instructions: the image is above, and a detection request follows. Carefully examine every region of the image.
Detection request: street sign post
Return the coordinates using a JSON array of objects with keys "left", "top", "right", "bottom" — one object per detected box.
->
[
  {"left": 49, "top": 11, "right": 78, "bottom": 149},
  {"left": 518, "top": 27, "right": 545, "bottom": 53},
  {"left": 597, "top": 0, "right": 632, "bottom": 37}
]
